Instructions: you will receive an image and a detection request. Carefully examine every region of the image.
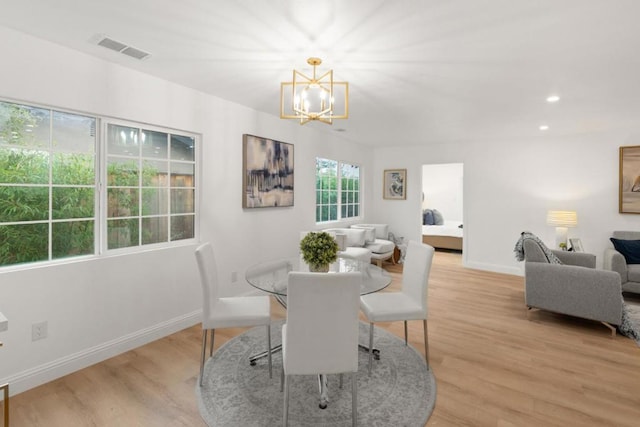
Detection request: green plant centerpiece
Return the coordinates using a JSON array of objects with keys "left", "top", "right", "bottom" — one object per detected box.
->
[{"left": 300, "top": 231, "right": 339, "bottom": 272}]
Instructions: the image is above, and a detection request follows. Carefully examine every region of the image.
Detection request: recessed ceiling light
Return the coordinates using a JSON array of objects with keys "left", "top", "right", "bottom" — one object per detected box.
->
[
  {"left": 546, "top": 95, "right": 560, "bottom": 103},
  {"left": 539, "top": 125, "right": 549, "bottom": 131}
]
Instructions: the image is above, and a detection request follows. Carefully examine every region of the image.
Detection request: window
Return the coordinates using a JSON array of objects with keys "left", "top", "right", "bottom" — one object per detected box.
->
[
  {"left": 105, "top": 123, "right": 196, "bottom": 250},
  {"left": 315, "top": 158, "right": 360, "bottom": 223},
  {"left": 0, "top": 99, "right": 198, "bottom": 268},
  {"left": 0, "top": 101, "right": 96, "bottom": 266}
]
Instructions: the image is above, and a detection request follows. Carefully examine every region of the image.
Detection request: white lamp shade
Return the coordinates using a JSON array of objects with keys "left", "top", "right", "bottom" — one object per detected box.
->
[{"left": 546, "top": 211, "right": 577, "bottom": 227}]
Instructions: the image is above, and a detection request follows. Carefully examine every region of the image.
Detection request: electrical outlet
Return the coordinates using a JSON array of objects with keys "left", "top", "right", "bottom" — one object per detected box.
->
[
  {"left": 231, "top": 271, "right": 238, "bottom": 283},
  {"left": 32, "top": 321, "right": 48, "bottom": 341}
]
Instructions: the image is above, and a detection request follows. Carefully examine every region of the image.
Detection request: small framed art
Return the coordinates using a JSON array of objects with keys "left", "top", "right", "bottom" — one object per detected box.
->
[
  {"left": 383, "top": 169, "right": 406, "bottom": 200},
  {"left": 569, "top": 238, "right": 584, "bottom": 252},
  {"left": 619, "top": 145, "right": 640, "bottom": 213}
]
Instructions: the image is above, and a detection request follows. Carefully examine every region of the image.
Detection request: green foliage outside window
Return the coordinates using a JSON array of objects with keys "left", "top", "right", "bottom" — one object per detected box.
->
[
  {"left": 0, "top": 100, "right": 196, "bottom": 267},
  {"left": 315, "top": 157, "right": 360, "bottom": 223}
]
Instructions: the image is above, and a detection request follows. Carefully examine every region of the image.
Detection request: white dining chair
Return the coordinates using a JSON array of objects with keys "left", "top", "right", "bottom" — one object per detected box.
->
[
  {"left": 195, "top": 242, "right": 272, "bottom": 387},
  {"left": 281, "top": 271, "right": 361, "bottom": 427},
  {"left": 360, "top": 240, "right": 434, "bottom": 374}
]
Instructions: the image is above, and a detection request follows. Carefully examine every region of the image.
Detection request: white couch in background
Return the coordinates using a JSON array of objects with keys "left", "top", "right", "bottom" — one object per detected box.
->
[{"left": 350, "top": 224, "right": 396, "bottom": 267}]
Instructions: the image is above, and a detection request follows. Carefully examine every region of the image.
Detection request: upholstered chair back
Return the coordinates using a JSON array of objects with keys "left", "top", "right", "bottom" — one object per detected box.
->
[
  {"left": 284, "top": 271, "right": 361, "bottom": 375},
  {"left": 402, "top": 240, "right": 435, "bottom": 317},
  {"left": 195, "top": 242, "right": 219, "bottom": 327}
]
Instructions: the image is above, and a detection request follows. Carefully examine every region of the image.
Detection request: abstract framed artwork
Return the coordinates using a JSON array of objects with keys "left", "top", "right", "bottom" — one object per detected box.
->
[
  {"left": 383, "top": 169, "right": 407, "bottom": 200},
  {"left": 619, "top": 145, "right": 640, "bottom": 213},
  {"left": 242, "top": 134, "right": 294, "bottom": 208}
]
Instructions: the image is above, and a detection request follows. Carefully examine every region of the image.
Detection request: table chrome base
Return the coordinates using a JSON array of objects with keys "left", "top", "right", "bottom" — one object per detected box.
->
[
  {"left": 249, "top": 344, "right": 282, "bottom": 366},
  {"left": 358, "top": 344, "right": 381, "bottom": 360}
]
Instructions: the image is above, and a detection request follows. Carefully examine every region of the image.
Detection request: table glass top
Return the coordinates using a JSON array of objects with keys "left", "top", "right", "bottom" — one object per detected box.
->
[{"left": 245, "top": 256, "right": 392, "bottom": 297}]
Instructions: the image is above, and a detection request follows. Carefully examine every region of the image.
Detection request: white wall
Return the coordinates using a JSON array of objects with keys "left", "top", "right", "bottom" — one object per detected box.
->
[
  {"left": 372, "top": 132, "right": 640, "bottom": 275},
  {"left": 0, "top": 26, "right": 374, "bottom": 394},
  {"left": 422, "top": 163, "right": 463, "bottom": 222}
]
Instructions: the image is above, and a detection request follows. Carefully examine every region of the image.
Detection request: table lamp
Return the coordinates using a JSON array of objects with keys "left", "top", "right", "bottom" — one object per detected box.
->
[{"left": 546, "top": 210, "right": 577, "bottom": 249}]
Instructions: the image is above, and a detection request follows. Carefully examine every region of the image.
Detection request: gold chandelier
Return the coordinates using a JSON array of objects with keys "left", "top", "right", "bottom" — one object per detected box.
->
[{"left": 280, "top": 57, "right": 349, "bottom": 125}]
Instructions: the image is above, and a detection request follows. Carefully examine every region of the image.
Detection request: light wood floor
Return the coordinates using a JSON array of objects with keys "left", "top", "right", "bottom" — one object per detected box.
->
[{"left": 8, "top": 251, "right": 640, "bottom": 426}]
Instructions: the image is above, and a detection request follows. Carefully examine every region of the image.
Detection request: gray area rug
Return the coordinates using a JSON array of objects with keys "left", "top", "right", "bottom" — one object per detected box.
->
[
  {"left": 196, "top": 320, "right": 436, "bottom": 426},
  {"left": 623, "top": 300, "right": 640, "bottom": 346}
]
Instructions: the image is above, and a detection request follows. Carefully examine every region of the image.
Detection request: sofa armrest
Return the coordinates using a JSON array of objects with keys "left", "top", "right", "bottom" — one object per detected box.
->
[
  {"left": 551, "top": 250, "right": 596, "bottom": 268},
  {"left": 524, "top": 262, "right": 622, "bottom": 325},
  {"left": 603, "top": 248, "right": 628, "bottom": 282}
]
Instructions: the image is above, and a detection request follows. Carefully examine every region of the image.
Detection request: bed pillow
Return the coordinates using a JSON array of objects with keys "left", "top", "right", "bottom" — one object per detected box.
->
[
  {"left": 610, "top": 238, "right": 640, "bottom": 264},
  {"left": 432, "top": 209, "right": 444, "bottom": 225},
  {"left": 423, "top": 209, "right": 435, "bottom": 225}
]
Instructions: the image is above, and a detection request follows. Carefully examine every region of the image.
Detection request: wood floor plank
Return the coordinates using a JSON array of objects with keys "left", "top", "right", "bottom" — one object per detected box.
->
[{"left": 8, "top": 250, "right": 640, "bottom": 426}]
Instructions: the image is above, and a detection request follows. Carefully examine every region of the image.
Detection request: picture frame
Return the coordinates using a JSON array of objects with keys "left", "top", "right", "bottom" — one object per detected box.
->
[
  {"left": 619, "top": 145, "right": 640, "bottom": 213},
  {"left": 242, "top": 134, "right": 294, "bottom": 208},
  {"left": 569, "top": 238, "right": 584, "bottom": 252},
  {"left": 383, "top": 169, "right": 407, "bottom": 200}
]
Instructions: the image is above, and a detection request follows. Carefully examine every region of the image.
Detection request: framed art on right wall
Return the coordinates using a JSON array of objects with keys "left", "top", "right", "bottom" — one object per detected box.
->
[{"left": 619, "top": 145, "right": 640, "bottom": 213}]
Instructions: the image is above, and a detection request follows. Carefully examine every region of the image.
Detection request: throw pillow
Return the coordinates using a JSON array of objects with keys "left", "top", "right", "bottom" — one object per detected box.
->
[
  {"left": 423, "top": 209, "right": 435, "bottom": 225},
  {"left": 360, "top": 227, "right": 376, "bottom": 244},
  {"left": 432, "top": 209, "right": 444, "bottom": 225},
  {"left": 610, "top": 238, "right": 640, "bottom": 264}
]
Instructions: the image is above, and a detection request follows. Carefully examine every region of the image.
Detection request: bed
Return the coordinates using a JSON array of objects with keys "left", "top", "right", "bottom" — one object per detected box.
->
[{"left": 422, "top": 220, "right": 463, "bottom": 251}]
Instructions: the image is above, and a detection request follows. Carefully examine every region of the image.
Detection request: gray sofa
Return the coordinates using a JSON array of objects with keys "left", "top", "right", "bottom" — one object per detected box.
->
[
  {"left": 603, "top": 230, "right": 640, "bottom": 294},
  {"left": 523, "top": 239, "right": 623, "bottom": 334}
]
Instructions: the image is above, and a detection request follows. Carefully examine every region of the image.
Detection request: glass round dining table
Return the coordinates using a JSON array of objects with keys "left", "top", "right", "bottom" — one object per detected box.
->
[{"left": 245, "top": 256, "right": 392, "bottom": 298}]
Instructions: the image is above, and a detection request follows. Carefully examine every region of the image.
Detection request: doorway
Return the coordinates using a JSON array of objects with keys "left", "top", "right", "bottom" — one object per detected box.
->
[{"left": 421, "top": 163, "right": 464, "bottom": 252}]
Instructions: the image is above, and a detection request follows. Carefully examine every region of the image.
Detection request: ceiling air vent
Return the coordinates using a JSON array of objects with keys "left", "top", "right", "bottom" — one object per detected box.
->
[{"left": 94, "top": 35, "right": 151, "bottom": 60}]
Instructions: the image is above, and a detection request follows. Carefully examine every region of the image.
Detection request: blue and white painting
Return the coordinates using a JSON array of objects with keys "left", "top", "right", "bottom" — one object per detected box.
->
[{"left": 243, "top": 134, "right": 294, "bottom": 208}]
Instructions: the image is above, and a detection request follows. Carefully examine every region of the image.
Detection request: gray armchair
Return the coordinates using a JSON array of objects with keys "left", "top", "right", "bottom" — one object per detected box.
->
[
  {"left": 603, "top": 230, "right": 640, "bottom": 294},
  {"left": 522, "top": 239, "right": 623, "bottom": 335}
]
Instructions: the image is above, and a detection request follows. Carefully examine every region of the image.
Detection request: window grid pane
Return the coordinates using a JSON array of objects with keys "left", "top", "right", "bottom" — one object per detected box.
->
[
  {"left": 315, "top": 158, "right": 360, "bottom": 223},
  {"left": 106, "top": 122, "right": 196, "bottom": 251},
  {"left": 0, "top": 100, "right": 96, "bottom": 266}
]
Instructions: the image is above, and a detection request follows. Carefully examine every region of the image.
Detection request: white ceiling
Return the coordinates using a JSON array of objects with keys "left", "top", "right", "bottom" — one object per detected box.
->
[{"left": 0, "top": 0, "right": 639, "bottom": 147}]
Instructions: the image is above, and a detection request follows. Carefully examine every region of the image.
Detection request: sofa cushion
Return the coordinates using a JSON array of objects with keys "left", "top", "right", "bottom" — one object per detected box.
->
[
  {"left": 610, "top": 238, "right": 640, "bottom": 264},
  {"left": 432, "top": 209, "right": 444, "bottom": 225},
  {"left": 359, "top": 227, "right": 376, "bottom": 244},
  {"left": 627, "top": 264, "right": 640, "bottom": 282},
  {"left": 324, "top": 228, "right": 366, "bottom": 247},
  {"left": 423, "top": 210, "right": 435, "bottom": 225},
  {"left": 366, "top": 238, "right": 395, "bottom": 254},
  {"left": 351, "top": 224, "right": 389, "bottom": 240},
  {"left": 338, "top": 246, "right": 371, "bottom": 262}
]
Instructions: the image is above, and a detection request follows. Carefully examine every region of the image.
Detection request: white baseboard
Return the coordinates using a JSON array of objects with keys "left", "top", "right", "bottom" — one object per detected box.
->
[
  {"left": 3, "top": 310, "right": 201, "bottom": 397},
  {"left": 463, "top": 260, "right": 523, "bottom": 277}
]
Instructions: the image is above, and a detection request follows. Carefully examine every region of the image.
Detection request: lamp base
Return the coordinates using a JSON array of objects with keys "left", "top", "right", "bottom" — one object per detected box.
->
[{"left": 555, "top": 227, "right": 568, "bottom": 250}]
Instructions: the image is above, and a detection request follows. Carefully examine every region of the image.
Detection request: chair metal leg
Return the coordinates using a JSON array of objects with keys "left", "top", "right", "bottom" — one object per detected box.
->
[
  {"left": 351, "top": 373, "right": 357, "bottom": 427},
  {"left": 368, "top": 322, "right": 374, "bottom": 374},
  {"left": 209, "top": 329, "right": 215, "bottom": 357},
  {"left": 283, "top": 375, "right": 290, "bottom": 426},
  {"left": 339, "top": 373, "right": 343, "bottom": 389},
  {"left": 404, "top": 320, "right": 408, "bottom": 346},
  {"left": 266, "top": 324, "right": 273, "bottom": 378},
  {"left": 423, "top": 319, "right": 430, "bottom": 370},
  {"left": 199, "top": 329, "right": 208, "bottom": 387},
  {"left": 280, "top": 367, "right": 284, "bottom": 392},
  {"left": 1, "top": 382, "right": 8, "bottom": 427}
]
